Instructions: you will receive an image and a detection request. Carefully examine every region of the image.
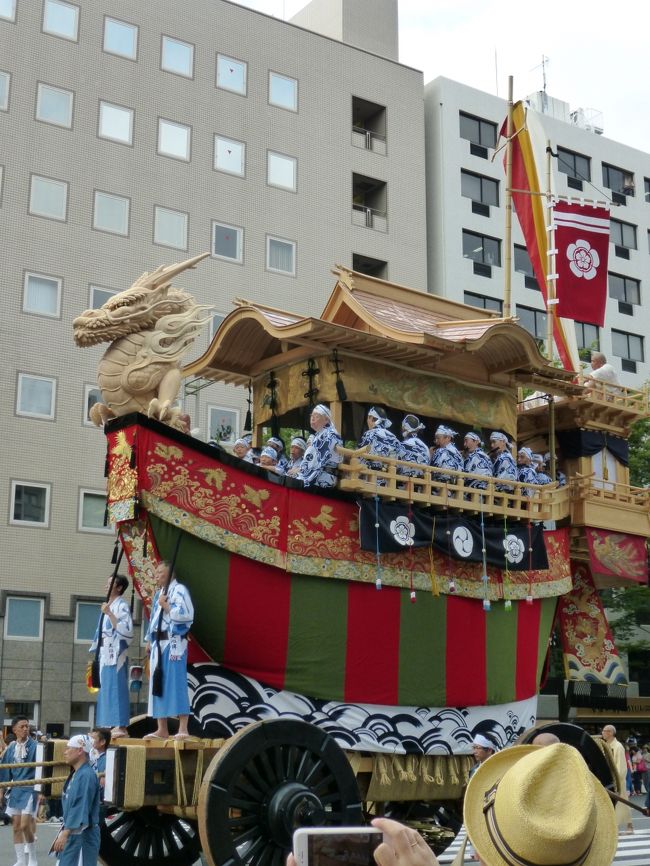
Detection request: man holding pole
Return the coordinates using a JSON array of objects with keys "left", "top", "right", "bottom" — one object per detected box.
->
[
  {"left": 0, "top": 716, "right": 38, "bottom": 866},
  {"left": 144, "top": 560, "right": 194, "bottom": 740}
]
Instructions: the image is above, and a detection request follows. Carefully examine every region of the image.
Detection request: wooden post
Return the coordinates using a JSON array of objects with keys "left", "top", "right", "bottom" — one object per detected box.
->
[{"left": 503, "top": 76, "right": 514, "bottom": 319}]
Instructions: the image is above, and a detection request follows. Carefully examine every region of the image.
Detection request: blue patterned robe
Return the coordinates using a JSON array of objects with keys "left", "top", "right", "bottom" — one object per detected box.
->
[
  {"left": 90, "top": 595, "right": 133, "bottom": 728},
  {"left": 431, "top": 443, "right": 463, "bottom": 483},
  {"left": 359, "top": 426, "right": 400, "bottom": 470},
  {"left": 518, "top": 464, "right": 538, "bottom": 497},
  {"left": 556, "top": 470, "right": 567, "bottom": 487},
  {"left": 535, "top": 470, "right": 553, "bottom": 485},
  {"left": 463, "top": 448, "right": 493, "bottom": 488},
  {"left": 0, "top": 737, "right": 36, "bottom": 812},
  {"left": 146, "top": 579, "right": 194, "bottom": 718},
  {"left": 58, "top": 760, "right": 100, "bottom": 866},
  {"left": 298, "top": 425, "right": 342, "bottom": 488},
  {"left": 398, "top": 435, "right": 430, "bottom": 477},
  {"left": 493, "top": 450, "right": 517, "bottom": 491}
]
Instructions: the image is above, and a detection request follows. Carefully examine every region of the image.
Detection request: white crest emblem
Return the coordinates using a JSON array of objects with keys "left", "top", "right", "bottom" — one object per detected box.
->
[
  {"left": 452, "top": 525, "right": 474, "bottom": 558},
  {"left": 389, "top": 516, "right": 415, "bottom": 546},
  {"left": 566, "top": 239, "right": 599, "bottom": 281},
  {"left": 503, "top": 534, "right": 525, "bottom": 564}
]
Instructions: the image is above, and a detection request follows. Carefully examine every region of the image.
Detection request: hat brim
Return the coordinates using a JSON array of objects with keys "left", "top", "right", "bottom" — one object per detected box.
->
[{"left": 464, "top": 745, "right": 617, "bottom": 866}]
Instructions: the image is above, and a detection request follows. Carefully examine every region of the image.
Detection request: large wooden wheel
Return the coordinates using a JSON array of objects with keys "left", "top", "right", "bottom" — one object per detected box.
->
[
  {"left": 198, "top": 719, "right": 363, "bottom": 866},
  {"left": 99, "top": 807, "right": 201, "bottom": 866}
]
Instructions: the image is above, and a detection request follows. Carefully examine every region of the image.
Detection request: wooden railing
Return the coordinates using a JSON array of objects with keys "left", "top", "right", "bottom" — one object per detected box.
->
[
  {"left": 576, "top": 374, "right": 650, "bottom": 414},
  {"left": 336, "top": 446, "right": 570, "bottom": 522},
  {"left": 569, "top": 474, "right": 650, "bottom": 510}
]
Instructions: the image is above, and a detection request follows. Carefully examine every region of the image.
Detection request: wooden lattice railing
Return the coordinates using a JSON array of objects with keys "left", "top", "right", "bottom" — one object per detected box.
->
[
  {"left": 569, "top": 474, "right": 650, "bottom": 510},
  {"left": 336, "top": 446, "right": 570, "bottom": 522}
]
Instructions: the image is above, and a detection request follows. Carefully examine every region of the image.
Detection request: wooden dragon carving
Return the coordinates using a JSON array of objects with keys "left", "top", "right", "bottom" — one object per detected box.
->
[{"left": 73, "top": 253, "right": 211, "bottom": 430}]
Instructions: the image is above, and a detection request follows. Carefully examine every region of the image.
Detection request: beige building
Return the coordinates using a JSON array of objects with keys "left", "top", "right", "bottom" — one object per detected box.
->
[{"left": 0, "top": 0, "right": 426, "bottom": 732}]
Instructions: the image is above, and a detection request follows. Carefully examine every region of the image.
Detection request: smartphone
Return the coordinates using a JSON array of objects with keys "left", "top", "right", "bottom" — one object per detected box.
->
[{"left": 293, "top": 827, "right": 383, "bottom": 866}]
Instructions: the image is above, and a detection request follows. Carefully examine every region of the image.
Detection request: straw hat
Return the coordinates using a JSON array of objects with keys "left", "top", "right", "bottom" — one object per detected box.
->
[{"left": 464, "top": 743, "right": 616, "bottom": 866}]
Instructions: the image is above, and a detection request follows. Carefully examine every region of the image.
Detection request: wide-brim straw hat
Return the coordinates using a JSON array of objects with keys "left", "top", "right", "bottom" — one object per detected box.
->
[{"left": 464, "top": 743, "right": 616, "bottom": 866}]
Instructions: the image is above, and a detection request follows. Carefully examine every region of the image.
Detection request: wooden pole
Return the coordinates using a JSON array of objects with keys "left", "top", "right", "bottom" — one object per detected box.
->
[
  {"left": 503, "top": 76, "right": 514, "bottom": 319},
  {"left": 545, "top": 139, "right": 555, "bottom": 361}
]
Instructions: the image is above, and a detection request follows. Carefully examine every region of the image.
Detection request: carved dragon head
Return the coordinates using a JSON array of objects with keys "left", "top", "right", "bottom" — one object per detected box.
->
[{"left": 73, "top": 253, "right": 210, "bottom": 347}]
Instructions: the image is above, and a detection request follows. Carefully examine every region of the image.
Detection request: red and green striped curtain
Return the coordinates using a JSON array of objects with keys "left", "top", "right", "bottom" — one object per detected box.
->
[{"left": 151, "top": 515, "right": 555, "bottom": 708}]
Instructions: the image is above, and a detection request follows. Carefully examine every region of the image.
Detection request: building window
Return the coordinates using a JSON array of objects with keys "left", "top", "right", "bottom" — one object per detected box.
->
[
  {"left": 212, "top": 221, "right": 243, "bottom": 263},
  {"left": 207, "top": 406, "right": 239, "bottom": 445},
  {"left": 93, "top": 190, "right": 129, "bottom": 236},
  {"left": 269, "top": 71, "right": 298, "bottom": 111},
  {"left": 161, "top": 35, "right": 194, "bottom": 78},
  {"left": 0, "top": 70, "right": 9, "bottom": 111},
  {"left": 43, "top": 0, "right": 79, "bottom": 41},
  {"left": 3, "top": 702, "right": 38, "bottom": 726},
  {"left": 612, "top": 329, "right": 644, "bottom": 366},
  {"left": 10, "top": 480, "right": 51, "bottom": 528},
  {"left": 1, "top": 0, "right": 16, "bottom": 21},
  {"left": 158, "top": 118, "right": 190, "bottom": 161},
  {"left": 90, "top": 285, "right": 115, "bottom": 308},
  {"left": 516, "top": 305, "right": 547, "bottom": 341},
  {"left": 575, "top": 322, "right": 600, "bottom": 356},
  {"left": 610, "top": 219, "right": 637, "bottom": 250},
  {"left": 267, "top": 151, "right": 297, "bottom": 191},
  {"left": 36, "top": 82, "right": 73, "bottom": 128},
  {"left": 154, "top": 205, "right": 188, "bottom": 250},
  {"left": 556, "top": 147, "right": 590, "bottom": 186},
  {"left": 459, "top": 111, "right": 496, "bottom": 155},
  {"left": 464, "top": 291, "right": 503, "bottom": 313},
  {"left": 462, "top": 230, "right": 501, "bottom": 265},
  {"left": 352, "top": 96, "right": 387, "bottom": 154},
  {"left": 460, "top": 169, "right": 498, "bottom": 209},
  {"left": 75, "top": 602, "right": 102, "bottom": 642},
  {"left": 602, "top": 162, "right": 635, "bottom": 197},
  {"left": 23, "top": 271, "right": 62, "bottom": 317},
  {"left": 16, "top": 373, "right": 56, "bottom": 419},
  {"left": 609, "top": 272, "right": 640, "bottom": 306},
  {"left": 83, "top": 384, "right": 102, "bottom": 426},
  {"left": 216, "top": 54, "right": 247, "bottom": 95},
  {"left": 214, "top": 135, "right": 245, "bottom": 176},
  {"left": 78, "top": 488, "right": 110, "bottom": 533},
  {"left": 98, "top": 100, "right": 133, "bottom": 145},
  {"left": 29, "top": 174, "right": 68, "bottom": 221},
  {"left": 514, "top": 245, "right": 539, "bottom": 289},
  {"left": 352, "top": 253, "right": 387, "bottom": 279},
  {"left": 103, "top": 16, "right": 138, "bottom": 60},
  {"left": 209, "top": 313, "right": 226, "bottom": 341},
  {"left": 4, "top": 597, "right": 44, "bottom": 641},
  {"left": 644, "top": 178, "right": 650, "bottom": 204},
  {"left": 352, "top": 173, "right": 387, "bottom": 232},
  {"left": 266, "top": 235, "right": 296, "bottom": 276}
]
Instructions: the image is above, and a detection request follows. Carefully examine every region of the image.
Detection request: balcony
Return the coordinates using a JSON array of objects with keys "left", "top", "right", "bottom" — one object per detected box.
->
[
  {"left": 352, "top": 204, "right": 387, "bottom": 232},
  {"left": 352, "top": 127, "right": 387, "bottom": 155},
  {"left": 352, "top": 96, "right": 387, "bottom": 155},
  {"left": 352, "top": 172, "right": 387, "bottom": 233},
  {"left": 336, "top": 446, "right": 570, "bottom": 523},
  {"left": 569, "top": 475, "right": 650, "bottom": 536}
]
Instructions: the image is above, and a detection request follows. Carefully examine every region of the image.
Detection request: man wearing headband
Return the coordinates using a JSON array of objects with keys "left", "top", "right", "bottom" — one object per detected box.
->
[
  {"left": 259, "top": 445, "right": 284, "bottom": 474},
  {"left": 0, "top": 716, "right": 38, "bottom": 866},
  {"left": 90, "top": 574, "right": 133, "bottom": 740},
  {"left": 286, "top": 437, "right": 307, "bottom": 477},
  {"left": 430, "top": 425, "right": 463, "bottom": 484},
  {"left": 517, "top": 447, "right": 537, "bottom": 497},
  {"left": 266, "top": 436, "right": 289, "bottom": 472},
  {"left": 463, "top": 433, "right": 492, "bottom": 490},
  {"left": 232, "top": 438, "right": 252, "bottom": 461},
  {"left": 298, "top": 405, "right": 342, "bottom": 488},
  {"left": 53, "top": 735, "right": 100, "bottom": 865},
  {"left": 532, "top": 453, "right": 552, "bottom": 485},
  {"left": 489, "top": 432, "right": 517, "bottom": 492},
  {"left": 358, "top": 407, "right": 400, "bottom": 481},
  {"left": 398, "top": 415, "right": 429, "bottom": 477}
]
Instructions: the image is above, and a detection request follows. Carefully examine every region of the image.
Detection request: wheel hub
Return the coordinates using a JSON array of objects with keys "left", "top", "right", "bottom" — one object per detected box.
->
[{"left": 266, "top": 782, "right": 325, "bottom": 844}]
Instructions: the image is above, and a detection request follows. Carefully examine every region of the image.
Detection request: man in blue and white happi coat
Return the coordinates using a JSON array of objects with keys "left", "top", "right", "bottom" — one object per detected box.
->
[
  {"left": 89, "top": 573, "right": 133, "bottom": 739},
  {"left": 145, "top": 561, "right": 194, "bottom": 740},
  {"left": 532, "top": 453, "right": 553, "bottom": 485},
  {"left": 398, "top": 414, "right": 429, "bottom": 477},
  {"left": 489, "top": 431, "right": 517, "bottom": 492},
  {"left": 286, "top": 436, "right": 306, "bottom": 477},
  {"left": 0, "top": 716, "right": 38, "bottom": 866},
  {"left": 266, "top": 436, "right": 289, "bottom": 472},
  {"left": 430, "top": 424, "right": 463, "bottom": 483},
  {"left": 298, "top": 405, "right": 342, "bottom": 488},
  {"left": 463, "top": 432, "right": 493, "bottom": 489},
  {"left": 52, "top": 735, "right": 100, "bottom": 866},
  {"left": 358, "top": 406, "right": 400, "bottom": 482},
  {"left": 517, "top": 446, "right": 538, "bottom": 497}
]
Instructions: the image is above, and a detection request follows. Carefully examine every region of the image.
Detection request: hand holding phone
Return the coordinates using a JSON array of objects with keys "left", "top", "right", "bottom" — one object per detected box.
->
[{"left": 293, "top": 827, "right": 382, "bottom": 866}]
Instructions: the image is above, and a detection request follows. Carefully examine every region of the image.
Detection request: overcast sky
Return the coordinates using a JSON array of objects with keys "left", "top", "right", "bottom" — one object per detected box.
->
[{"left": 231, "top": 0, "right": 650, "bottom": 154}]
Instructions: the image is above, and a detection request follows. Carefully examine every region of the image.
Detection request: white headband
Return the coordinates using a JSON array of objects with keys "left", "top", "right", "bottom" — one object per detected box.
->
[
  {"left": 291, "top": 437, "right": 306, "bottom": 449},
  {"left": 436, "top": 425, "right": 457, "bottom": 437},
  {"left": 473, "top": 734, "right": 497, "bottom": 750},
  {"left": 67, "top": 734, "right": 92, "bottom": 753},
  {"left": 465, "top": 432, "right": 481, "bottom": 443},
  {"left": 312, "top": 404, "right": 332, "bottom": 420}
]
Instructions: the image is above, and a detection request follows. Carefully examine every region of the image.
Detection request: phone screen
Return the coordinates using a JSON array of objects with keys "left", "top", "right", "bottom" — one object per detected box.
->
[{"left": 306, "top": 832, "right": 382, "bottom": 866}]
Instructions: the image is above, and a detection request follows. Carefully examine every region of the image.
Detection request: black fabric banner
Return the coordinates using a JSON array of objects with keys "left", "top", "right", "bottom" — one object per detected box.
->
[
  {"left": 557, "top": 429, "right": 628, "bottom": 466},
  {"left": 359, "top": 501, "right": 548, "bottom": 571}
]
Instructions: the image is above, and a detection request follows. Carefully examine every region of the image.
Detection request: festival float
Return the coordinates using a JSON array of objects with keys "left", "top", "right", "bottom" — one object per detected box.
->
[{"left": 48, "top": 247, "right": 650, "bottom": 866}]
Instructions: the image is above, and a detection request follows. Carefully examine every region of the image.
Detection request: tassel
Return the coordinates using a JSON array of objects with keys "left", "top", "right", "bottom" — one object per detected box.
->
[
  {"left": 376, "top": 754, "right": 391, "bottom": 787},
  {"left": 433, "top": 756, "right": 444, "bottom": 786},
  {"left": 422, "top": 757, "right": 435, "bottom": 784},
  {"left": 405, "top": 754, "right": 417, "bottom": 782},
  {"left": 104, "top": 448, "right": 110, "bottom": 477},
  {"left": 504, "top": 599, "right": 512, "bottom": 611},
  {"left": 336, "top": 378, "right": 347, "bottom": 401},
  {"left": 129, "top": 435, "right": 137, "bottom": 469},
  {"left": 244, "top": 408, "right": 252, "bottom": 432}
]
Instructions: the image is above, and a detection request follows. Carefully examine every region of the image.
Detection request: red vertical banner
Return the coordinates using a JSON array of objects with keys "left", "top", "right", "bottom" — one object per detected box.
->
[
  {"left": 345, "top": 583, "right": 401, "bottom": 704},
  {"left": 445, "top": 596, "right": 487, "bottom": 706},
  {"left": 515, "top": 600, "right": 542, "bottom": 699},
  {"left": 553, "top": 201, "right": 610, "bottom": 326}
]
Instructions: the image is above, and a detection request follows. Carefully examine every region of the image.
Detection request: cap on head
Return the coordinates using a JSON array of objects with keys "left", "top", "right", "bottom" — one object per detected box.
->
[
  {"left": 67, "top": 734, "right": 93, "bottom": 753},
  {"left": 260, "top": 446, "right": 277, "bottom": 461}
]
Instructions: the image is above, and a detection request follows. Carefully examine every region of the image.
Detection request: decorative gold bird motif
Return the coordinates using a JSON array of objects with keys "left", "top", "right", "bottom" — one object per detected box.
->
[
  {"left": 199, "top": 467, "right": 227, "bottom": 490},
  {"left": 154, "top": 443, "right": 183, "bottom": 461},
  {"left": 311, "top": 505, "right": 337, "bottom": 530},
  {"left": 111, "top": 430, "right": 133, "bottom": 462},
  {"left": 242, "top": 485, "right": 270, "bottom": 509}
]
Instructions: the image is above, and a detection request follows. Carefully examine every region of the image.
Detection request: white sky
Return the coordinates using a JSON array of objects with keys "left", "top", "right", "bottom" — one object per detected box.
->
[{"left": 231, "top": 0, "right": 650, "bottom": 153}]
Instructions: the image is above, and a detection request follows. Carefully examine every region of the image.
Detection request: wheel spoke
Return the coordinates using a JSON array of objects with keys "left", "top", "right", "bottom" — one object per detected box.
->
[
  {"left": 302, "top": 757, "right": 325, "bottom": 785},
  {"left": 240, "top": 832, "right": 268, "bottom": 865},
  {"left": 257, "top": 747, "right": 279, "bottom": 786},
  {"left": 295, "top": 749, "right": 314, "bottom": 783},
  {"left": 229, "top": 813, "right": 260, "bottom": 829},
  {"left": 232, "top": 824, "right": 267, "bottom": 848},
  {"left": 232, "top": 774, "right": 265, "bottom": 802},
  {"left": 229, "top": 796, "right": 261, "bottom": 812}
]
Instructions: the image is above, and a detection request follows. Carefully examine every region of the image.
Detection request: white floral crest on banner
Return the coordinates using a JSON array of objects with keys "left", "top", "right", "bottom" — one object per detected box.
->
[
  {"left": 566, "top": 238, "right": 600, "bottom": 281},
  {"left": 390, "top": 515, "right": 415, "bottom": 546},
  {"left": 503, "top": 534, "right": 525, "bottom": 564}
]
